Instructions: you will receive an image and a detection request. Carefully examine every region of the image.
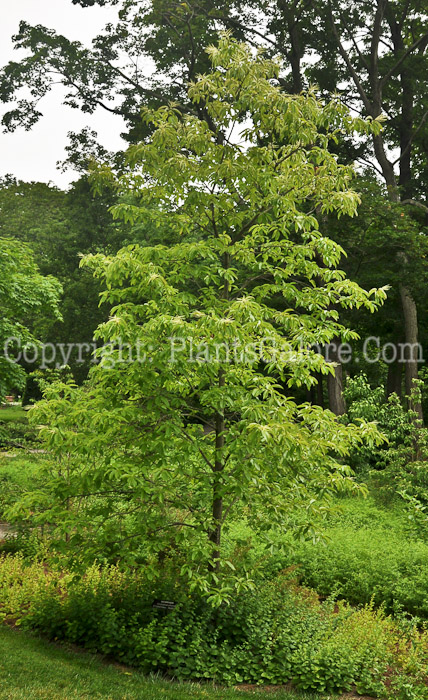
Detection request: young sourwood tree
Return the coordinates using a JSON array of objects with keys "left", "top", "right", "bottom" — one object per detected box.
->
[{"left": 28, "top": 37, "right": 386, "bottom": 600}]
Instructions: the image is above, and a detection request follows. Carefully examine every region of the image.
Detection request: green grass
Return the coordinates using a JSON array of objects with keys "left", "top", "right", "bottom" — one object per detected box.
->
[
  {"left": 0, "top": 626, "right": 332, "bottom": 700},
  {"left": 0, "top": 452, "right": 45, "bottom": 515},
  {"left": 0, "top": 406, "right": 27, "bottom": 423},
  {"left": 225, "top": 493, "right": 428, "bottom": 620},
  {"left": 0, "top": 451, "right": 44, "bottom": 486}
]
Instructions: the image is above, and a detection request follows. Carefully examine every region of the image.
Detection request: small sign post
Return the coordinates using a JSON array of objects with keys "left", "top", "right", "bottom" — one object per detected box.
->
[{"left": 152, "top": 600, "right": 177, "bottom": 611}]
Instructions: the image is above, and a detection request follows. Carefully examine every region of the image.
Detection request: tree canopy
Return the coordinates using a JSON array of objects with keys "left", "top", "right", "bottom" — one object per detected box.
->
[
  {"left": 0, "top": 237, "right": 62, "bottom": 400},
  {"left": 26, "top": 37, "right": 386, "bottom": 599},
  {"left": 2, "top": 2, "right": 427, "bottom": 414}
]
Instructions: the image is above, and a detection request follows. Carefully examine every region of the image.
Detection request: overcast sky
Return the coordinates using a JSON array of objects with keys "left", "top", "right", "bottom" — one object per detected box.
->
[{"left": 0, "top": 0, "right": 129, "bottom": 188}]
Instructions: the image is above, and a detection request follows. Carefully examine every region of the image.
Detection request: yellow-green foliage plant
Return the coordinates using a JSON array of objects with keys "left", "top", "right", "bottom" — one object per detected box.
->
[
  {"left": 21, "top": 35, "right": 386, "bottom": 601},
  {"left": 0, "top": 555, "right": 427, "bottom": 697}
]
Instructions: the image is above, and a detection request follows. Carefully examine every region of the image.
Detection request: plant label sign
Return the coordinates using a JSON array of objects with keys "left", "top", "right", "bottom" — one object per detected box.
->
[{"left": 152, "top": 599, "right": 177, "bottom": 610}]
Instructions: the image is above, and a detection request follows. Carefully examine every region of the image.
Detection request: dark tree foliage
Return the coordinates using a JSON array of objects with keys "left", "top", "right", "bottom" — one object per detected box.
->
[
  {"left": 0, "top": 177, "right": 125, "bottom": 382},
  {"left": 1, "top": 0, "right": 428, "bottom": 415}
]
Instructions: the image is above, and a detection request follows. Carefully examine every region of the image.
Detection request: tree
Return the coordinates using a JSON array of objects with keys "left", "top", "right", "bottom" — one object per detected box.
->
[
  {"left": 326, "top": 176, "right": 428, "bottom": 399},
  {"left": 25, "top": 37, "right": 385, "bottom": 599},
  {"left": 0, "top": 237, "right": 62, "bottom": 401},
  {"left": 0, "top": 177, "right": 126, "bottom": 382},
  {"left": 0, "top": 1, "right": 221, "bottom": 147},
  {"left": 0, "top": 1, "right": 270, "bottom": 155},
  {"left": 315, "top": 0, "right": 428, "bottom": 421},
  {"left": 3, "top": 1, "right": 426, "bottom": 420}
]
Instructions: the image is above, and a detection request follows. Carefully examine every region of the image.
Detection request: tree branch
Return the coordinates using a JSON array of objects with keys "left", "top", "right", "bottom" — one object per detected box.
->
[
  {"left": 328, "top": 3, "right": 372, "bottom": 114},
  {"left": 392, "top": 109, "right": 428, "bottom": 165},
  {"left": 402, "top": 198, "right": 428, "bottom": 214},
  {"left": 380, "top": 31, "right": 428, "bottom": 87}
]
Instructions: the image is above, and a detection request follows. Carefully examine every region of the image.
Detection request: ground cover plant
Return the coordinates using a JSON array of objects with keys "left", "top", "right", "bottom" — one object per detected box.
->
[
  {"left": 0, "top": 422, "right": 37, "bottom": 450},
  {"left": 0, "top": 412, "right": 38, "bottom": 450},
  {"left": 0, "top": 554, "right": 427, "bottom": 698},
  {"left": 259, "top": 496, "right": 428, "bottom": 622},
  {"left": 0, "top": 452, "right": 46, "bottom": 523},
  {"left": 0, "top": 626, "right": 327, "bottom": 700}
]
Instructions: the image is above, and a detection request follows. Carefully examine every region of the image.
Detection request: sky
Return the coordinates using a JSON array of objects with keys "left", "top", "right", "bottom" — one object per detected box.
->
[{"left": 0, "top": 0, "right": 128, "bottom": 188}]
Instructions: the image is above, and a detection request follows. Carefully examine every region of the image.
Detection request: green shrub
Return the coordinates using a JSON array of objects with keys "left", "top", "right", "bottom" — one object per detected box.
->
[
  {"left": 20, "top": 566, "right": 396, "bottom": 692},
  {"left": 0, "top": 555, "right": 68, "bottom": 624},
  {"left": 344, "top": 375, "right": 428, "bottom": 532},
  {"left": 343, "top": 373, "right": 409, "bottom": 476},
  {"left": 265, "top": 501, "right": 428, "bottom": 621},
  {"left": 0, "top": 555, "right": 427, "bottom": 697},
  {"left": 0, "top": 418, "right": 38, "bottom": 450},
  {"left": 0, "top": 453, "right": 45, "bottom": 521}
]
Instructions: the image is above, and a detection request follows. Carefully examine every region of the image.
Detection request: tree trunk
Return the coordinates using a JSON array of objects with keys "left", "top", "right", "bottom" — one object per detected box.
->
[
  {"left": 398, "top": 68, "right": 414, "bottom": 201},
  {"left": 399, "top": 282, "right": 423, "bottom": 422},
  {"left": 316, "top": 372, "right": 325, "bottom": 408},
  {"left": 208, "top": 250, "right": 229, "bottom": 573},
  {"left": 329, "top": 1, "right": 424, "bottom": 429},
  {"left": 277, "top": 0, "right": 304, "bottom": 94},
  {"left": 306, "top": 373, "right": 324, "bottom": 407},
  {"left": 385, "top": 9, "right": 423, "bottom": 424},
  {"left": 326, "top": 340, "right": 346, "bottom": 416},
  {"left": 305, "top": 385, "right": 315, "bottom": 404},
  {"left": 209, "top": 368, "right": 225, "bottom": 573}
]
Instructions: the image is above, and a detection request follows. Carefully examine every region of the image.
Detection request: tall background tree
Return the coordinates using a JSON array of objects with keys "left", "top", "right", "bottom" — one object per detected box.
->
[
  {"left": 0, "top": 177, "right": 125, "bottom": 382},
  {"left": 1, "top": 0, "right": 427, "bottom": 414},
  {"left": 0, "top": 237, "right": 62, "bottom": 401}
]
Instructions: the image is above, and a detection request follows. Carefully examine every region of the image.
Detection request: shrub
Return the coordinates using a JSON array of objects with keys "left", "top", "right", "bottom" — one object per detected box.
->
[
  {"left": 0, "top": 555, "right": 427, "bottom": 697},
  {"left": 344, "top": 375, "right": 428, "bottom": 536},
  {"left": 0, "top": 555, "right": 67, "bottom": 624},
  {"left": 343, "top": 373, "right": 409, "bottom": 476},
  {"left": 265, "top": 502, "right": 428, "bottom": 621},
  {"left": 0, "top": 418, "right": 38, "bottom": 450}
]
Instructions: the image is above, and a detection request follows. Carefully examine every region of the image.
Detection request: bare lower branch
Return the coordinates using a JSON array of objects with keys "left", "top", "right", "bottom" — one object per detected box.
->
[{"left": 402, "top": 199, "right": 428, "bottom": 214}]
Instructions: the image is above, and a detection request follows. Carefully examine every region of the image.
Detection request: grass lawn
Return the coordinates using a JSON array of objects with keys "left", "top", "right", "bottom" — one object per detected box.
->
[
  {"left": 0, "top": 406, "right": 27, "bottom": 423},
  {"left": 0, "top": 626, "right": 335, "bottom": 700},
  {"left": 0, "top": 452, "right": 45, "bottom": 521},
  {"left": 0, "top": 451, "right": 43, "bottom": 486}
]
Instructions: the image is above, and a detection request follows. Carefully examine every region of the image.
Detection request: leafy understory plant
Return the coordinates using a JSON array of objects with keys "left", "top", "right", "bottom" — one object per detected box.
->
[{"left": 23, "top": 35, "right": 386, "bottom": 601}]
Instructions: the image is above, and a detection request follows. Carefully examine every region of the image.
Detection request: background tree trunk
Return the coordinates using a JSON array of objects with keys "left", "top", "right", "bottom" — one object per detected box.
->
[
  {"left": 326, "top": 341, "right": 346, "bottom": 416},
  {"left": 316, "top": 373, "right": 325, "bottom": 408},
  {"left": 306, "top": 373, "right": 325, "bottom": 407},
  {"left": 399, "top": 283, "right": 423, "bottom": 422}
]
